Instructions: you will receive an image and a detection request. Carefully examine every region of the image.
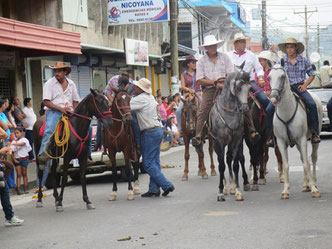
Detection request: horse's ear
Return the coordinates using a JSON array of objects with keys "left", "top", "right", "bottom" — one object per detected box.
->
[
  {"left": 281, "top": 58, "right": 285, "bottom": 67},
  {"left": 239, "top": 61, "right": 246, "bottom": 69},
  {"left": 90, "top": 88, "right": 97, "bottom": 95}
]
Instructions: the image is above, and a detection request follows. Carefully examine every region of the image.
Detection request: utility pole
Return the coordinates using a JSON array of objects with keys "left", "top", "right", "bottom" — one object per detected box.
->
[
  {"left": 261, "top": 0, "right": 269, "bottom": 50},
  {"left": 311, "top": 23, "right": 327, "bottom": 68},
  {"left": 170, "top": 0, "right": 179, "bottom": 95},
  {"left": 294, "top": 5, "right": 317, "bottom": 58}
]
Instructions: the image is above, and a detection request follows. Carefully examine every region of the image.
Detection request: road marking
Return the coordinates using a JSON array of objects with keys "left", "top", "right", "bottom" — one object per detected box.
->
[
  {"left": 203, "top": 211, "right": 240, "bottom": 217},
  {"left": 274, "top": 166, "right": 320, "bottom": 173}
]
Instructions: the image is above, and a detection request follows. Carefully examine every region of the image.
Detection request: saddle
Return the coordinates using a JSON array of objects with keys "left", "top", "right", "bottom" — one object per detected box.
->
[{"left": 39, "top": 121, "right": 64, "bottom": 138}]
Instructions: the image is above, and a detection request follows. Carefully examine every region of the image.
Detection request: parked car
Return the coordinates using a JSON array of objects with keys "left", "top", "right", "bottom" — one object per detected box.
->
[{"left": 308, "top": 87, "right": 332, "bottom": 132}]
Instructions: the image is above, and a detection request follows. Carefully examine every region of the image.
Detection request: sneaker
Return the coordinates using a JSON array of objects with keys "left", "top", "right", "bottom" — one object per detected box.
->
[{"left": 5, "top": 216, "right": 24, "bottom": 227}]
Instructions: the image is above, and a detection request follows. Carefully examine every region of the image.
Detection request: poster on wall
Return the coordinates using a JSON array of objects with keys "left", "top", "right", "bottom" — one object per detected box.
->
[
  {"left": 124, "top": 38, "right": 149, "bottom": 67},
  {"left": 107, "top": 0, "right": 169, "bottom": 25}
]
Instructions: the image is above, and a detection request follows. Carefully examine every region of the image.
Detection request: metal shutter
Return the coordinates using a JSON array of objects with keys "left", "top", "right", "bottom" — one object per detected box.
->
[
  {"left": 70, "top": 65, "right": 79, "bottom": 90},
  {"left": 0, "top": 70, "right": 10, "bottom": 99},
  {"left": 77, "top": 66, "right": 91, "bottom": 98}
]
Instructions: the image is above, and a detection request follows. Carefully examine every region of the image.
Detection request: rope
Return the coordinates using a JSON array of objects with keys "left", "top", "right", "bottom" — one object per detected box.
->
[{"left": 43, "top": 114, "right": 70, "bottom": 159}]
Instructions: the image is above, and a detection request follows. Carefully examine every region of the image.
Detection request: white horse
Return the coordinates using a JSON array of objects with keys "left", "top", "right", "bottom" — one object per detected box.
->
[{"left": 269, "top": 63, "right": 322, "bottom": 199}]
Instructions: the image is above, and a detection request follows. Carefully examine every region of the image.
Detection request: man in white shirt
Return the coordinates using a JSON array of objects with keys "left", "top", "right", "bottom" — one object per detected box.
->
[
  {"left": 319, "top": 60, "right": 332, "bottom": 87},
  {"left": 130, "top": 78, "right": 174, "bottom": 197},
  {"left": 38, "top": 62, "right": 80, "bottom": 161}
]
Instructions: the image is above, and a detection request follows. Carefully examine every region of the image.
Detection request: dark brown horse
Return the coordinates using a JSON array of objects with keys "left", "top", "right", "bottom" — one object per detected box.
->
[
  {"left": 181, "top": 93, "right": 216, "bottom": 181},
  {"left": 33, "top": 89, "right": 112, "bottom": 211},
  {"left": 103, "top": 90, "right": 140, "bottom": 201}
]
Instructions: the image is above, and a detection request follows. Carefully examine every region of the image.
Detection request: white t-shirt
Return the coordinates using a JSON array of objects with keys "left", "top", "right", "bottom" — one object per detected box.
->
[
  {"left": 167, "top": 123, "right": 178, "bottom": 133},
  {"left": 11, "top": 137, "right": 32, "bottom": 159},
  {"left": 22, "top": 107, "right": 37, "bottom": 130}
]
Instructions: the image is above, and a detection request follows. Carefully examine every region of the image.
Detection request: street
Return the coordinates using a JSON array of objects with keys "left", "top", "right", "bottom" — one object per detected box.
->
[{"left": 1, "top": 138, "right": 332, "bottom": 249}]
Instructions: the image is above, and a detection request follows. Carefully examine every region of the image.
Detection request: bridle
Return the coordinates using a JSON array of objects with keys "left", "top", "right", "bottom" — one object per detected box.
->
[
  {"left": 112, "top": 91, "right": 131, "bottom": 122},
  {"left": 270, "top": 67, "right": 286, "bottom": 97}
]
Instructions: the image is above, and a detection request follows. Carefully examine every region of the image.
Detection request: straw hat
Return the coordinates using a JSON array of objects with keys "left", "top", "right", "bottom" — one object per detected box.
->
[
  {"left": 278, "top": 37, "right": 304, "bottom": 54},
  {"left": 257, "top": 51, "right": 273, "bottom": 61},
  {"left": 229, "top": 33, "right": 251, "bottom": 46},
  {"left": 198, "top": 35, "right": 225, "bottom": 51},
  {"left": 49, "top": 61, "right": 71, "bottom": 74},
  {"left": 182, "top": 55, "right": 197, "bottom": 68},
  {"left": 133, "top": 78, "right": 152, "bottom": 94}
]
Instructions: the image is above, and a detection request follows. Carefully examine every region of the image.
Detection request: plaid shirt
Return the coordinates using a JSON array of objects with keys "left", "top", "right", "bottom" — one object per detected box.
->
[
  {"left": 278, "top": 55, "right": 315, "bottom": 84},
  {"left": 105, "top": 75, "right": 134, "bottom": 97}
]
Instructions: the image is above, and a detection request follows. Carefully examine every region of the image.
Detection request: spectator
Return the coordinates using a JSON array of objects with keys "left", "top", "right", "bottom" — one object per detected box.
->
[
  {"left": 22, "top": 98, "right": 37, "bottom": 161},
  {"left": 10, "top": 127, "right": 31, "bottom": 195},
  {"left": 166, "top": 114, "right": 181, "bottom": 146},
  {"left": 6, "top": 101, "right": 16, "bottom": 142},
  {"left": 156, "top": 89, "right": 162, "bottom": 98},
  {"left": 309, "top": 64, "right": 322, "bottom": 88},
  {"left": 159, "top": 97, "right": 167, "bottom": 126},
  {"left": 319, "top": 60, "right": 332, "bottom": 87},
  {"left": 11, "top": 96, "right": 26, "bottom": 127}
]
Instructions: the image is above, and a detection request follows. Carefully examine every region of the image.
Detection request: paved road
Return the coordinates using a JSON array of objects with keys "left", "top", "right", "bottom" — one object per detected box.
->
[{"left": 1, "top": 138, "right": 332, "bottom": 249}]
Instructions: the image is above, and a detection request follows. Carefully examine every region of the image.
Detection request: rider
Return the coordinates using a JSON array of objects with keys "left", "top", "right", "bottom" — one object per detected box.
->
[
  {"left": 277, "top": 37, "right": 320, "bottom": 144},
  {"left": 38, "top": 61, "right": 80, "bottom": 162},
  {"left": 191, "top": 35, "right": 234, "bottom": 147}
]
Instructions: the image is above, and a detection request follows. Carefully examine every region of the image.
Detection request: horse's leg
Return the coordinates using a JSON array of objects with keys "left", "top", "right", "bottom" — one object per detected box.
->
[
  {"left": 124, "top": 148, "right": 135, "bottom": 201},
  {"left": 36, "top": 161, "right": 44, "bottom": 208},
  {"left": 55, "top": 158, "right": 70, "bottom": 212},
  {"left": 226, "top": 147, "right": 235, "bottom": 195},
  {"left": 132, "top": 161, "right": 140, "bottom": 195},
  {"left": 233, "top": 156, "right": 243, "bottom": 201},
  {"left": 79, "top": 155, "right": 95, "bottom": 210},
  {"left": 108, "top": 150, "right": 118, "bottom": 201},
  {"left": 275, "top": 145, "right": 284, "bottom": 183},
  {"left": 51, "top": 159, "right": 59, "bottom": 202},
  {"left": 197, "top": 144, "right": 208, "bottom": 179},
  {"left": 215, "top": 142, "right": 226, "bottom": 201},
  {"left": 238, "top": 146, "right": 250, "bottom": 191},
  {"left": 182, "top": 134, "right": 190, "bottom": 181},
  {"left": 277, "top": 140, "right": 290, "bottom": 199},
  {"left": 260, "top": 145, "right": 269, "bottom": 184},
  {"left": 311, "top": 143, "right": 319, "bottom": 186},
  {"left": 208, "top": 135, "right": 216, "bottom": 176}
]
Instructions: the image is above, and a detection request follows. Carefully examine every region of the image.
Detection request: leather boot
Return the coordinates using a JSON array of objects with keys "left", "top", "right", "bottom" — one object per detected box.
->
[
  {"left": 23, "top": 185, "right": 29, "bottom": 194},
  {"left": 16, "top": 187, "right": 24, "bottom": 195}
]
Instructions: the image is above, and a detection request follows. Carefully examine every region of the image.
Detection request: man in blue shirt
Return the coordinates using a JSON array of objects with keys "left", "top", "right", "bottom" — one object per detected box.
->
[{"left": 277, "top": 37, "right": 320, "bottom": 143}]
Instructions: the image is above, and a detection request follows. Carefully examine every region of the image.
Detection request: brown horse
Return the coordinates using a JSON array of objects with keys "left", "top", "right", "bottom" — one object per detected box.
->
[
  {"left": 33, "top": 89, "right": 113, "bottom": 211},
  {"left": 181, "top": 93, "right": 216, "bottom": 181},
  {"left": 103, "top": 90, "right": 140, "bottom": 201}
]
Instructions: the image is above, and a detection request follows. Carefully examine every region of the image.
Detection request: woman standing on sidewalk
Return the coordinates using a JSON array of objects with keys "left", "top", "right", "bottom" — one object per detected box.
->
[{"left": 22, "top": 98, "right": 37, "bottom": 161}]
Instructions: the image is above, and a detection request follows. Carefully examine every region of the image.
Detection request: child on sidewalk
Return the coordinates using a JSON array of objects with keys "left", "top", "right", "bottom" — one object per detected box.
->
[{"left": 10, "top": 127, "right": 32, "bottom": 195}]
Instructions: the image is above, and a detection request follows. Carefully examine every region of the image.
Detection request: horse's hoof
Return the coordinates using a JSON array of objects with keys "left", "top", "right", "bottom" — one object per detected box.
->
[
  {"left": 211, "top": 170, "right": 217, "bottom": 176},
  {"left": 235, "top": 194, "right": 244, "bottom": 201},
  {"left": 181, "top": 176, "right": 188, "bottom": 181},
  {"left": 36, "top": 202, "right": 43, "bottom": 208},
  {"left": 251, "top": 185, "right": 259, "bottom": 191},
  {"left": 197, "top": 171, "right": 202, "bottom": 176},
  {"left": 56, "top": 206, "right": 64, "bottom": 212},
  {"left": 302, "top": 186, "right": 310, "bottom": 192},
  {"left": 202, "top": 174, "right": 208, "bottom": 179},
  {"left": 217, "top": 194, "right": 225, "bottom": 202},
  {"left": 223, "top": 189, "right": 228, "bottom": 195},
  {"left": 128, "top": 190, "right": 135, "bottom": 201},
  {"left": 280, "top": 176, "right": 285, "bottom": 183},
  {"left": 243, "top": 184, "right": 250, "bottom": 191},
  {"left": 312, "top": 191, "right": 321, "bottom": 198},
  {"left": 133, "top": 188, "right": 140, "bottom": 195},
  {"left": 249, "top": 179, "right": 254, "bottom": 184},
  {"left": 109, "top": 192, "right": 117, "bottom": 201},
  {"left": 87, "top": 203, "right": 96, "bottom": 210},
  {"left": 281, "top": 193, "right": 289, "bottom": 199},
  {"left": 230, "top": 188, "right": 236, "bottom": 195},
  {"left": 258, "top": 179, "right": 266, "bottom": 185}
]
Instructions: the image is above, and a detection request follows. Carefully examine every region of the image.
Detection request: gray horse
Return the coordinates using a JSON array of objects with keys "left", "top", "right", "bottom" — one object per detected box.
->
[
  {"left": 210, "top": 66, "right": 251, "bottom": 202},
  {"left": 269, "top": 63, "right": 322, "bottom": 199}
]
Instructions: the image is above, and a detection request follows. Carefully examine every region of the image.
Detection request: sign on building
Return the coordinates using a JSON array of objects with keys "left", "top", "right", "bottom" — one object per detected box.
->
[
  {"left": 124, "top": 38, "right": 149, "bottom": 67},
  {"left": 107, "top": 0, "right": 169, "bottom": 25}
]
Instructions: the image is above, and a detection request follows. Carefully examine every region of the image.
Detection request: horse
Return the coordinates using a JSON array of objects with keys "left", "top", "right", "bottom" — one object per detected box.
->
[
  {"left": 209, "top": 65, "right": 251, "bottom": 202},
  {"left": 103, "top": 90, "right": 140, "bottom": 201},
  {"left": 33, "top": 89, "right": 113, "bottom": 211},
  {"left": 181, "top": 93, "right": 216, "bottom": 181},
  {"left": 269, "top": 63, "right": 322, "bottom": 199}
]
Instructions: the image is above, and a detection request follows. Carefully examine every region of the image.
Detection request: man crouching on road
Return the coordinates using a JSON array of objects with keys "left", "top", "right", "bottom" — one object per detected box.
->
[{"left": 130, "top": 78, "right": 174, "bottom": 197}]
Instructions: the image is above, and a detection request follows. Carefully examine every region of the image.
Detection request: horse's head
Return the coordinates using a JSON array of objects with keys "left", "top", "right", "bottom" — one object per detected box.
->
[
  {"left": 269, "top": 61, "right": 288, "bottom": 106},
  {"left": 113, "top": 90, "right": 132, "bottom": 125},
  {"left": 181, "top": 94, "right": 198, "bottom": 133},
  {"left": 229, "top": 65, "right": 251, "bottom": 112},
  {"left": 88, "top": 89, "right": 113, "bottom": 129}
]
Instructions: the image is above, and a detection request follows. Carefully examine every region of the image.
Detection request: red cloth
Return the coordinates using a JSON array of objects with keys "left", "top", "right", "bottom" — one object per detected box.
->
[
  {"left": 163, "top": 103, "right": 172, "bottom": 116},
  {"left": 39, "top": 121, "right": 46, "bottom": 137}
]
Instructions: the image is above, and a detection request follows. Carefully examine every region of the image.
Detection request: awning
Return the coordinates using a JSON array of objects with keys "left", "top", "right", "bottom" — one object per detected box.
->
[{"left": 0, "top": 17, "right": 81, "bottom": 54}]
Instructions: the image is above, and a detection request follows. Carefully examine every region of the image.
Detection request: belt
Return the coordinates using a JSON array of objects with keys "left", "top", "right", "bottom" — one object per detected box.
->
[
  {"left": 141, "top": 126, "right": 159, "bottom": 134},
  {"left": 16, "top": 156, "right": 29, "bottom": 161}
]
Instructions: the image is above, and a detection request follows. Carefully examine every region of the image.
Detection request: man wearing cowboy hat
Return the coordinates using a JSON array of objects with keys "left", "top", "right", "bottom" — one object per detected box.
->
[
  {"left": 130, "top": 78, "right": 174, "bottom": 197},
  {"left": 38, "top": 61, "right": 81, "bottom": 161},
  {"left": 191, "top": 35, "right": 234, "bottom": 146},
  {"left": 277, "top": 37, "right": 320, "bottom": 143}
]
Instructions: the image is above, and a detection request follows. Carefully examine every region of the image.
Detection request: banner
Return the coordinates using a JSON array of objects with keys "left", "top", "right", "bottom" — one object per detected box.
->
[
  {"left": 124, "top": 38, "right": 149, "bottom": 66},
  {"left": 107, "top": 0, "right": 169, "bottom": 25}
]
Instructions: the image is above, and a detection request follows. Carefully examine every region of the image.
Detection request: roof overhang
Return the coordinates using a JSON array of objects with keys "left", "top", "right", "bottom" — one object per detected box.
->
[{"left": 0, "top": 17, "right": 81, "bottom": 54}]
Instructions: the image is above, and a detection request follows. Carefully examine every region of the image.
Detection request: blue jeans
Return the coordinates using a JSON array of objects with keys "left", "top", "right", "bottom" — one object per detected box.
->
[
  {"left": 250, "top": 81, "right": 270, "bottom": 110},
  {"left": 131, "top": 111, "right": 141, "bottom": 146},
  {"left": 0, "top": 176, "right": 14, "bottom": 220},
  {"left": 327, "top": 97, "right": 332, "bottom": 130},
  {"left": 291, "top": 84, "right": 319, "bottom": 134},
  {"left": 38, "top": 110, "right": 62, "bottom": 155},
  {"left": 141, "top": 127, "right": 172, "bottom": 193},
  {"left": 36, "top": 160, "right": 49, "bottom": 188}
]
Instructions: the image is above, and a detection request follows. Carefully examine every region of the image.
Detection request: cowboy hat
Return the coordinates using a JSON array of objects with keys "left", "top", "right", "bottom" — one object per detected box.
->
[
  {"left": 182, "top": 55, "right": 197, "bottom": 68},
  {"left": 133, "top": 78, "right": 152, "bottom": 94},
  {"left": 258, "top": 51, "right": 273, "bottom": 62},
  {"left": 229, "top": 33, "right": 251, "bottom": 46},
  {"left": 49, "top": 61, "right": 71, "bottom": 74},
  {"left": 278, "top": 37, "right": 304, "bottom": 54},
  {"left": 198, "top": 35, "right": 225, "bottom": 51}
]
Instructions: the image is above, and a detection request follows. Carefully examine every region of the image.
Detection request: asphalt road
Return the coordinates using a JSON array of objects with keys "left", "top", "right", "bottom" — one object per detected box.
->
[{"left": 1, "top": 137, "right": 332, "bottom": 249}]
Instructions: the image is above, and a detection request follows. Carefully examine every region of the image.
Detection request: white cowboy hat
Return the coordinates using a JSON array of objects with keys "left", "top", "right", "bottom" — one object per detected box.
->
[
  {"left": 133, "top": 78, "right": 152, "bottom": 94},
  {"left": 198, "top": 35, "right": 225, "bottom": 51},
  {"left": 229, "top": 33, "right": 251, "bottom": 46},
  {"left": 278, "top": 37, "right": 305, "bottom": 54},
  {"left": 258, "top": 51, "right": 273, "bottom": 62}
]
